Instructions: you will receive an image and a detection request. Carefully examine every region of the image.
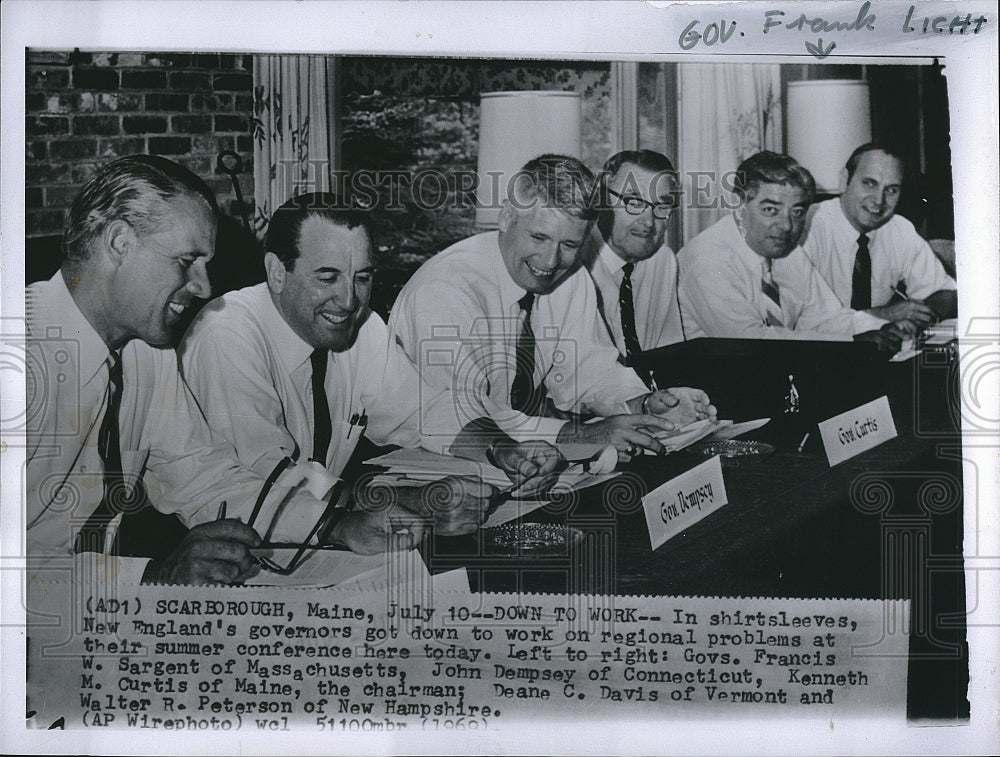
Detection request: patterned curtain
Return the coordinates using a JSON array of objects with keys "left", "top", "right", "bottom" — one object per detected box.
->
[
  {"left": 677, "top": 63, "right": 783, "bottom": 239},
  {"left": 252, "top": 55, "right": 340, "bottom": 237}
]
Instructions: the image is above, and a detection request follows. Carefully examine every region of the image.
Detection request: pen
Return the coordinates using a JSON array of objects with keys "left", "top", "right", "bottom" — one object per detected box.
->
[
  {"left": 217, "top": 500, "right": 228, "bottom": 520},
  {"left": 797, "top": 433, "right": 810, "bottom": 453},
  {"left": 347, "top": 409, "right": 369, "bottom": 438}
]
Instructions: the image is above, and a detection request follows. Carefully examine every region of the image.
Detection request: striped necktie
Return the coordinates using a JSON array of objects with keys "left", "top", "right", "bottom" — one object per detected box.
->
[
  {"left": 619, "top": 262, "right": 653, "bottom": 388},
  {"left": 619, "top": 262, "right": 642, "bottom": 362},
  {"left": 761, "top": 260, "right": 784, "bottom": 327}
]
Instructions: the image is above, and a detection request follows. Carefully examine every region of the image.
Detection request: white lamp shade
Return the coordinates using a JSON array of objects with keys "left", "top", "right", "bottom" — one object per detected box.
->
[
  {"left": 787, "top": 80, "right": 872, "bottom": 194},
  {"left": 476, "top": 91, "right": 582, "bottom": 228}
]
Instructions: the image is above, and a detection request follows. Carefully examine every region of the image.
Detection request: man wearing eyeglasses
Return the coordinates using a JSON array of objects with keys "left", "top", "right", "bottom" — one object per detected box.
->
[{"left": 585, "top": 150, "right": 686, "bottom": 370}]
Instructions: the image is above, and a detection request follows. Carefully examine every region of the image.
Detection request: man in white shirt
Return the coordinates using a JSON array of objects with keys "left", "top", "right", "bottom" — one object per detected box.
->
[
  {"left": 800, "top": 143, "right": 957, "bottom": 324},
  {"left": 180, "top": 193, "right": 561, "bottom": 536},
  {"left": 389, "top": 154, "right": 715, "bottom": 457},
  {"left": 585, "top": 150, "right": 686, "bottom": 377},
  {"left": 25, "top": 157, "right": 428, "bottom": 585},
  {"left": 678, "top": 151, "right": 910, "bottom": 353}
]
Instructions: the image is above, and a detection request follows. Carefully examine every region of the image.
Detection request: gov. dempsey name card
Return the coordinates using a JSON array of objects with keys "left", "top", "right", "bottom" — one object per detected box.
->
[
  {"left": 817, "top": 395, "right": 898, "bottom": 467},
  {"left": 642, "top": 456, "right": 729, "bottom": 550}
]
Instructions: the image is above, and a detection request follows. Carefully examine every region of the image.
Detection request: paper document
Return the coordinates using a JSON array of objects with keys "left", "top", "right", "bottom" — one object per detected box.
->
[
  {"left": 707, "top": 417, "right": 770, "bottom": 440},
  {"left": 365, "top": 448, "right": 618, "bottom": 494},
  {"left": 652, "top": 419, "right": 724, "bottom": 451},
  {"left": 243, "top": 548, "right": 427, "bottom": 589},
  {"left": 650, "top": 417, "right": 771, "bottom": 451},
  {"left": 923, "top": 318, "right": 957, "bottom": 346},
  {"left": 890, "top": 346, "right": 922, "bottom": 362}
]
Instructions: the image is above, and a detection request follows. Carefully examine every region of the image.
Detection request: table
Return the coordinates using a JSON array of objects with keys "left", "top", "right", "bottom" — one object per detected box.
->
[{"left": 424, "top": 339, "right": 968, "bottom": 720}]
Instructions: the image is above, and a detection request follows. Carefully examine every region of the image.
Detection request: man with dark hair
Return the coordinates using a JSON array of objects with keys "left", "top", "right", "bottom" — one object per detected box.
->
[
  {"left": 801, "top": 143, "right": 957, "bottom": 323},
  {"left": 585, "top": 150, "right": 686, "bottom": 372},
  {"left": 390, "top": 154, "right": 716, "bottom": 458},
  {"left": 26, "top": 156, "right": 366, "bottom": 585},
  {"left": 180, "top": 192, "right": 561, "bottom": 537},
  {"left": 678, "top": 151, "right": 908, "bottom": 352}
]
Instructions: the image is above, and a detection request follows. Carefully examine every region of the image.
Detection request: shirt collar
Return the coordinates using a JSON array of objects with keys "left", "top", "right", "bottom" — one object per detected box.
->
[
  {"left": 725, "top": 214, "right": 770, "bottom": 272},
  {"left": 42, "top": 272, "right": 114, "bottom": 386},
  {"left": 253, "top": 283, "right": 314, "bottom": 372},
  {"left": 598, "top": 241, "right": 629, "bottom": 277},
  {"left": 833, "top": 198, "right": 875, "bottom": 243}
]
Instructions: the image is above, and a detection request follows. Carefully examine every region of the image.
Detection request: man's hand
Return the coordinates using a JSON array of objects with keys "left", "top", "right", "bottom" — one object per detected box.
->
[
  {"left": 557, "top": 414, "right": 675, "bottom": 457},
  {"left": 358, "top": 476, "right": 498, "bottom": 537},
  {"left": 627, "top": 387, "right": 717, "bottom": 427},
  {"left": 868, "top": 300, "right": 936, "bottom": 327},
  {"left": 141, "top": 519, "right": 261, "bottom": 585},
  {"left": 412, "top": 476, "right": 498, "bottom": 535},
  {"left": 489, "top": 440, "right": 563, "bottom": 497},
  {"left": 885, "top": 317, "right": 921, "bottom": 338},
  {"left": 855, "top": 322, "right": 908, "bottom": 355},
  {"left": 325, "top": 503, "right": 430, "bottom": 554}
]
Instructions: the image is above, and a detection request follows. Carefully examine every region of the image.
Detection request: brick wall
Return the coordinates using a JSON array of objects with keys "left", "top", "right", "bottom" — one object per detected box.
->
[{"left": 25, "top": 50, "right": 255, "bottom": 238}]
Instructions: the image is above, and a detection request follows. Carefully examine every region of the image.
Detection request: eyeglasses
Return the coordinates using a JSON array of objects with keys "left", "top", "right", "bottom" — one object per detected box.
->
[
  {"left": 244, "top": 456, "right": 351, "bottom": 575},
  {"left": 606, "top": 188, "right": 679, "bottom": 219}
]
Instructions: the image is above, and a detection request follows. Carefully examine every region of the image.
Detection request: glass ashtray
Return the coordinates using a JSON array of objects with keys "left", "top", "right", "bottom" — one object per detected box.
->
[
  {"left": 685, "top": 440, "right": 776, "bottom": 465},
  {"left": 480, "top": 523, "right": 584, "bottom": 556}
]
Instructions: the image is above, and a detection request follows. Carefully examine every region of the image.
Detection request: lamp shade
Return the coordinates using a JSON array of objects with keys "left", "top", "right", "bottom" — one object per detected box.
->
[
  {"left": 475, "top": 91, "right": 582, "bottom": 228},
  {"left": 787, "top": 80, "right": 871, "bottom": 194}
]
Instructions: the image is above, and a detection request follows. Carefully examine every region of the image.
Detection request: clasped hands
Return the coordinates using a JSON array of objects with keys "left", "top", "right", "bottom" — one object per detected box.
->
[{"left": 557, "top": 386, "right": 717, "bottom": 459}]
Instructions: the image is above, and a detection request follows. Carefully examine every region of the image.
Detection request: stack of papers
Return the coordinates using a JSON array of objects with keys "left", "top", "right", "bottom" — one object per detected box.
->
[
  {"left": 650, "top": 418, "right": 770, "bottom": 453},
  {"left": 363, "top": 448, "right": 619, "bottom": 495},
  {"left": 923, "top": 318, "right": 957, "bottom": 346}
]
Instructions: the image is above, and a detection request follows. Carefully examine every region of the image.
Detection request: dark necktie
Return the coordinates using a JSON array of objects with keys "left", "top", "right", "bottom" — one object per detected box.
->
[
  {"left": 851, "top": 233, "right": 872, "bottom": 310},
  {"left": 619, "top": 262, "right": 653, "bottom": 388},
  {"left": 510, "top": 292, "right": 541, "bottom": 414},
  {"left": 619, "top": 262, "right": 643, "bottom": 361},
  {"left": 761, "top": 260, "right": 784, "bottom": 327},
  {"left": 310, "top": 349, "right": 332, "bottom": 466},
  {"left": 75, "top": 352, "right": 127, "bottom": 553}
]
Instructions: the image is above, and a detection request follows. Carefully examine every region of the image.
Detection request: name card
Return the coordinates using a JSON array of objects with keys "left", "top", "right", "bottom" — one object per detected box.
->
[
  {"left": 817, "top": 395, "right": 898, "bottom": 466},
  {"left": 642, "top": 456, "right": 728, "bottom": 550}
]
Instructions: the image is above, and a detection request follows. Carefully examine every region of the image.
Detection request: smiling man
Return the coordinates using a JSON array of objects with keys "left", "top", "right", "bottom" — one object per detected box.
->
[
  {"left": 180, "top": 193, "right": 561, "bottom": 537},
  {"left": 585, "top": 150, "right": 686, "bottom": 372},
  {"left": 389, "top": 154, "right": 715, "bottom": 457},
  {"left": 801, "top": 143, "right": 957, "bottom": 324},
  {"left": 25, "top": 156, "right": 373, "bottom": 585},
  {"left": 678, "top": 151, "right": 907, "bottom": 352}
]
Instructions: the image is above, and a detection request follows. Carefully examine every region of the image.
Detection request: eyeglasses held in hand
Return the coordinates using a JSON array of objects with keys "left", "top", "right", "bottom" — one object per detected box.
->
[{"left": 245, "top": 456, "right": 351, "bottom": 576}]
